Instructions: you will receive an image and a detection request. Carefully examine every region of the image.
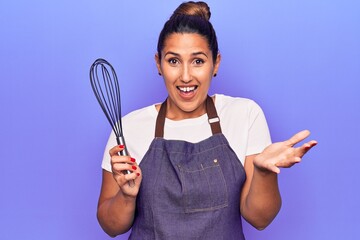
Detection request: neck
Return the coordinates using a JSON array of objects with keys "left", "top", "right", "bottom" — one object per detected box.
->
[{"left": 165, "top": 99, "right": 207, "bottom": 121}]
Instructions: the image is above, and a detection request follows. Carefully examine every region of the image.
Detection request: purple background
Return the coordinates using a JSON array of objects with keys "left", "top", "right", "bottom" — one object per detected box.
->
[{"left": 1, "top": 0, "right": 359, "bottom": 239}]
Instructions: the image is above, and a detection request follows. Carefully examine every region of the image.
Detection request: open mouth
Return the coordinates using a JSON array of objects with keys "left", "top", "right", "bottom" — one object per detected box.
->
[{"left": 177, "top": 86, "right": 198, "bottom": 93}]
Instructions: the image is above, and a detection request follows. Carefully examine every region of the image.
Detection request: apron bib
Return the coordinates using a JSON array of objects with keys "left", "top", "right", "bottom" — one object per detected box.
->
[{"left": 129, "top": 96, "right": 246, "bottom": 240}]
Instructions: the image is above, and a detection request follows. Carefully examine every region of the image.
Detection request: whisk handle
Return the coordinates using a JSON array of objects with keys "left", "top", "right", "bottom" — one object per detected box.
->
[
  {"left": 116, "top": 136, "right": 135, "bottom": 188},
  {"left": 116, "top": 136, "right": 129, "bottom": 156}
]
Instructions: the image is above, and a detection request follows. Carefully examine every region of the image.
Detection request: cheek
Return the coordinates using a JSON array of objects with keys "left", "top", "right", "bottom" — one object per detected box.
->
[
  {"left": 162, "top": 72, "right": 177, "bottom": 88},
  {"left": 194, "top": 68, "right": 213, "bottom": 82},
  {"left": 162, "top": 67, "right": 180, "bottom": 81}
]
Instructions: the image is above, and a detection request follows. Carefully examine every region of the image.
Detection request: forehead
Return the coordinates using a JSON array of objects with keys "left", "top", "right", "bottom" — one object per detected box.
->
[{"left": 162, "top": 33, "right": 211, "bottom": 54}]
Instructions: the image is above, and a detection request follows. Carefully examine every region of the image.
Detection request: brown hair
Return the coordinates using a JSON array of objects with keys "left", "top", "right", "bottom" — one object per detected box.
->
[
  {"left": 157, "top": 1, "right": 218, "bottom": 62},
  {"left": 171, "top": 1, "right": 211, "bottom": 21}
]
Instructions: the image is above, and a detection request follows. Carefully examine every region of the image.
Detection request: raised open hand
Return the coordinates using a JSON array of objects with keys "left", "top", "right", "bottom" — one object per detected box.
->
[{"left": 253, "top": 130, "right": 317, "bottom": 174}]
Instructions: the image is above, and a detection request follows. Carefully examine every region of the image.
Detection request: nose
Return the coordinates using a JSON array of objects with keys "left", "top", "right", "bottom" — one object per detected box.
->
[{"left": 180, "top": 64, "right": 192, "bottom": 83}]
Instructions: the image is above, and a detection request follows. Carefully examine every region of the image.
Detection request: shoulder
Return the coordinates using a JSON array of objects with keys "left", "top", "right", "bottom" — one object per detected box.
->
[
  {"left": 122, "top": 104, "right": 158, "bottom": 135},
  {"left": 121, "top": 104, "right": 158, "bottom": 160},
  {"left": 214, "top": 94, "right": 263, "bottom": 115},
  {"left": 123, "top": 104, "right": 158, "bottom": 123}
]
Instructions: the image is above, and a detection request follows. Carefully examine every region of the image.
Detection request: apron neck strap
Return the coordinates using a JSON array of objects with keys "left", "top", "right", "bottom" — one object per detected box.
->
[{"left": 155, "top": 95, "right": 222, "bottom": 138}]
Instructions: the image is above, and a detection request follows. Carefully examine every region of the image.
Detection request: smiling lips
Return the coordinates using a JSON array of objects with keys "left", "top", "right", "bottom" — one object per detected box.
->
[
  {"left": 177, "top": 86, "right": 197, "bottom": 93},
  {"left": 176, "top": 85, "right": 198, "bottom": 99}
]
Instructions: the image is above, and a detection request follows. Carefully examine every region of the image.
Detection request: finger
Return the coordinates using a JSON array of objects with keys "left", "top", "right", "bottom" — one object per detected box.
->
[
  {"left": 262, "top": 162, "right": 281, "bottom": 174},
  {"left": 296, "top": 140, "right": 318, "bottom": 157},
  {"left": 275, "top": 156, "right": 301, "bottom": 168},
  {"left": 111, "top": 155, "right": 137, "bottom": 165},
  {"left": 109, "top": 144, "right": 126, "bottom": 157},
  {"left": 113, "top": 169, "right": 141, "bottom": 186},
  {"left": 114, "top": 172, "right": 138, "bottom": 187},
  {"left": 284, "top": 130, "right": 311, "bottom": 147},
  {"left": 124, "top": 171, "right": 141, "bottom": 182},
  {"left": 270, "top": 165, "right": 281, "bottom": 174},
  {"left": 112, "top": 163, "right": 138, "bottom": 175}
]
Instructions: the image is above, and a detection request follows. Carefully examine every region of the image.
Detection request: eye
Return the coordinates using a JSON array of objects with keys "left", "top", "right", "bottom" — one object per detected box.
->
[
  {"left": 168, "top": 58, "right": 179, "bottom": 65},
  {"left": 193, "top": 58, "right": 205, "bottom": 65}
]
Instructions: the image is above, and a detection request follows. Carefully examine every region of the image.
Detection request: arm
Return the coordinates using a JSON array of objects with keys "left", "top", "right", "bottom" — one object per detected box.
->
[
  {"left": 240, "top": 154, "right": 281, "bottom": 230},
  {"left": 97, "top": 145, "right": 142, "bottom": 237},
  {"left": 240, "top": 130, "right": 317, "bottom": 230}
]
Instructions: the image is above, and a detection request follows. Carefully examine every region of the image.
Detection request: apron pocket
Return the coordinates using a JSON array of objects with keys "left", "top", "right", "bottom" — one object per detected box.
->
[{"left": 178, "top": 158, "right": 228, "bottom": 213}]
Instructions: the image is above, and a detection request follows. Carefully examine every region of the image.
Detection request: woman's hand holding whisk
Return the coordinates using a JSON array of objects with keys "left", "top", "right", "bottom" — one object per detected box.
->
[{"left": 109, "top": 145, "right": 142, "bottom": 197}]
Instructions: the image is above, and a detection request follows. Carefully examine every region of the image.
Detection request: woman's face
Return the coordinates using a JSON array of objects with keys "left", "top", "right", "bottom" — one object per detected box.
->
[{"left": 156, "top": 33, "right": 221, "bottom": 120}]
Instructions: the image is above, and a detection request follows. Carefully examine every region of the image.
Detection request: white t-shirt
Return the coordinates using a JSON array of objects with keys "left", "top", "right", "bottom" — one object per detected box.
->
[{"left": 101, "top": 94, "right": 271, "bottom": 172}]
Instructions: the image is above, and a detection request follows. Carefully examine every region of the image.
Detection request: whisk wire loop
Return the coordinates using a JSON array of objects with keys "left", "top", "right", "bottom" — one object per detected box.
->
[{"left": 90, "top": 58, "right": 124, "bottom": 139}]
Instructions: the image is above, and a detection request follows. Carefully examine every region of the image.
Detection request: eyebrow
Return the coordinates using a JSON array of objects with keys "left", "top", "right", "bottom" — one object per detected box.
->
[{"left": 164, "top": 51, "right": 209, "bottom": 58}]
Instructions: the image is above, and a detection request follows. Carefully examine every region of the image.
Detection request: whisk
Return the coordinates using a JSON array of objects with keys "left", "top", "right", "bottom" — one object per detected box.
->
[{"left": 90, "top": 58, "right": 135, "bottom": 187}]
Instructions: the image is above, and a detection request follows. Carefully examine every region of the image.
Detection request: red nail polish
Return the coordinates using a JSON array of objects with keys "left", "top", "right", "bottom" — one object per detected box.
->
[
  {"left": 118, "top": 145, "right": 124, "bottom": 148},
  {"left": 130, "top": 158, "right": 136, "bottom": 162},
  {"left": 137, "top": 173, "right": 140, "bottom": 176},
  {"left": 132, "top": 166, "right": 137, "bottom": 170}
]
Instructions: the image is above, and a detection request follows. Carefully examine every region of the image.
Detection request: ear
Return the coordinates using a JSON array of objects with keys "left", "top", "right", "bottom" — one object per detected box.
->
[
  {"left": 213, "top": 53, "right": 221, "bottom": 76},
  {"left": 155, "top": 53, "right": 162, "bottom": 75}
]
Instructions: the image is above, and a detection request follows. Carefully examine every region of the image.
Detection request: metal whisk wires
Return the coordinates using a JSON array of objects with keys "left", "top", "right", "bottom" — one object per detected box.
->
[{"left": 90, "top": 59, "right": 124, "bottom": 144}]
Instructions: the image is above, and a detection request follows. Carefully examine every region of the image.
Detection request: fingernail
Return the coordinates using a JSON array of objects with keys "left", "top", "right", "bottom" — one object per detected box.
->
[
  {"left": 137, "top": 173, "right": 140, "bottom": 176},
  {"left": 119, "top": 145, "right": 124, "bottom": 148},
  {"left": 130, "top": 158, "right": 136, "bottom": 162},
  {"left": 132, "top": 166, "right": 137, "bottom": 170}
]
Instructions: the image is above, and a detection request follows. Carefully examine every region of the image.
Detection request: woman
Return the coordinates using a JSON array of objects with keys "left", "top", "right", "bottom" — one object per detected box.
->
[{"left": 97, "top": 1, "right": 317, "bottom": 239}]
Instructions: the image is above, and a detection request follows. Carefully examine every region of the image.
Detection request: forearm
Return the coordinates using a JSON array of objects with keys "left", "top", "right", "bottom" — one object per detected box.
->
[
  {"left": 97, "top": 191, "right": 136, "bottom": 237},
  {"left": 241, "top": 168, "right": 281, "bottom": 230}
]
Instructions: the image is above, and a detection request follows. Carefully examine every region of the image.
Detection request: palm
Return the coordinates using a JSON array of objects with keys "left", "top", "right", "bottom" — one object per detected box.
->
[{"left": 254, "top": 130, "right": 317, "bottom": 174}]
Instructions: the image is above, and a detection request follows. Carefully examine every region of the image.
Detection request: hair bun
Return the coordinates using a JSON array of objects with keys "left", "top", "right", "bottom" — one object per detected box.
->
[{"left": 172, "top": 1, "right": 211, "bottom": 21}]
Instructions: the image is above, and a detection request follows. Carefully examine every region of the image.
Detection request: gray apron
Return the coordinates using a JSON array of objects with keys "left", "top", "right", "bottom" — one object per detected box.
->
[{"left": 129, "top": 96, "right": 246, "bottom": 240}]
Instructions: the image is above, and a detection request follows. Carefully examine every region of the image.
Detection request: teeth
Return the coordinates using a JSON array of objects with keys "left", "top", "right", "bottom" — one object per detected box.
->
[{"left": 179, "top": 86, "right": 195, "bottom": 92}]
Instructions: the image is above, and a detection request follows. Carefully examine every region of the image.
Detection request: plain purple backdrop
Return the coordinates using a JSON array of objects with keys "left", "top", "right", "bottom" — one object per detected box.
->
[{"left": 0, "top": 0, "right": 359, "bottom": 239}]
